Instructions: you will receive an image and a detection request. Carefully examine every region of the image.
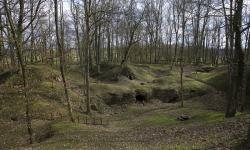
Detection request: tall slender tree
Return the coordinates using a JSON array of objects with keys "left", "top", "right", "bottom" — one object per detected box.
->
[
  {"left": 226, "top": 0, "right": 244, "bottom": 118},
  {"left": 3, "top": 0, "right": 44, "bottom": 144},
  {"left": 83, "top": 0, "right": 92, "bottom": 114},
  {"left": 54, "top": 0, "right": 75, "bottom": 122}
]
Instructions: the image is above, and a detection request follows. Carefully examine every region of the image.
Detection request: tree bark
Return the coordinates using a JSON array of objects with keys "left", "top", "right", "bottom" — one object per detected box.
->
[
  {"left": 54, "top": 0, "right": 75, "bottom": 122},
  {"left": 0, "top": 12, "right": 3, "bottom": 64},
  {"left": 226, "top": 0, "right": 244, "bottom": 118},
  {"left": 84, "top": 0, "right": 91, "bottom": 114},
  {"left": 3, "top": 0, "right": 33, "bottom": 144},
  {"left": 180, "top": 0, "right": 186, "bottom": 108}
]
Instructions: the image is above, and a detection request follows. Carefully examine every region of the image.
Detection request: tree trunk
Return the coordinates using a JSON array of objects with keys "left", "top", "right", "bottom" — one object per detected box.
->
[
  {"left": 84, "top": 0, "right": 91, "bottom": 114},
  {"left": 96, "top": 24, "right": 101, "bottom": 74},
  {"left": 226, "top": 0, "right": 244, "bottom": 118},
  {"left": 0, "top": 14, "right": 3, "bottom": 66},
  {"left": 180, "top": 0, "right": 186, "bottom": 108},
  {"left": 4, "top": 0, "right": 33, "bottom": 144},
  {"left": 239, "top": 29, "right": 250, "bottom": 111},
  {"left": 54, "top": 0, "right": 75, "bottom": 122}
]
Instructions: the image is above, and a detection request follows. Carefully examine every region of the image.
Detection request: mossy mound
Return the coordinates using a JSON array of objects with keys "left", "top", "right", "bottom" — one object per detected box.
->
[
  {"left": 151, "top": 71, "right": 210, "bottom": 102},
  {"left": 90, "top": 64, "right": 212, "bottom": 105},
  {"left": 0, "top": 65, "right": 87, "bottom": 148},
  {"left": 96, "top": 64, "right": 161, "bottom": 82},
  {"left": 0, "top": 69, "right": 19, "bottom": 84},
  {"left": 0, "top": 120, "right": 52, "bottom": 149},
  {"left": 191, "top": 65, "right": 250, "bottom": 93},
  {"left": 190, "top": 67, "right": 228, "bottom": 91},
  {"left": 183, "top": 78, "right": 209, "bottom": 98},
  {"left": 0, "top": 65, "right": 82, "bottom": 121},
  {"left": 152, "top": 88, "right": 179, "bottom": 103},
  {"left": 97, "top": 65, "right": 136, "bottom": 81},
  {"left": 101, "top": 92, "right": 135, "bottom": 105},
  {"left": 189, "top": 65, "right": 250, "bottom": 109},
  {"left": 135, "top": 88, "right": 150, "bottom": 102},
  {"left": 195, "top": 66, "right": 215, "bottom": 73}
]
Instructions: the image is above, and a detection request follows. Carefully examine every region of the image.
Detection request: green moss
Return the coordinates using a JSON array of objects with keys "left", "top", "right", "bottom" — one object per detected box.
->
[
  {"left": 97, "top": 65, "right": 123, "bottom": 81},
  {"left": 152, "top": 74, "right": 179, "bottom": 89},
  {"left": 163, "top": 144, "right": 204, "bottom": 150},
  {"left": 90, "top": 82, "right": 134, "bottom": 105},
  {"left": 2, "top": 64, "right": 245, "bottom": 149},
  {"left": 0, "top": 64, "right": 83, "bottom": 121},
  {"left": 97, "top": 64, "right": 170, "bottom": 82},
  {"left": 27, "top": 65, "right": 61, "bottom": 82},
  {"left": 141, "top": 109, "right": 224, "bottom": 127},
  {"left": 0, "top": 120, "right": 51, "bottom": 149},
  {"left": 129, "top": 65, "right": 155, "bottom": 81},
  {"left": 190, "top": 69, "right": 228, "bottom": 91},
  {"left": 183, "top": 78, "right": 209, "bottom": 97},
  {"left": 144, "top": 113, "right": 178, "bottom": 126},
  {"left": 52, "top": 122, "right": 85, "bottom": 134},
  {"left": 191, "top": 111, "right": 224, "bottom": 123}
]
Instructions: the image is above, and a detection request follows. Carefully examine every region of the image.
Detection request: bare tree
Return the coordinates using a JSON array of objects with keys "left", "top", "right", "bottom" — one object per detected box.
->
[
  {"left": 83, "top": 0, "right": 92, "bottom": 114},
  {"left": 179, "top": 0, "right": 188, "bottom": 107},
  {"left": 170, "top": 0, "right": 181, "bottom": 69},
  {"left": 226, "top": 0, "right": 244, "bottom": 118},
  {"left": 54, "top": 0, "right": 75, "bottom": 122},
  {"left": 0, "top": 10, "right": 4, "bottom": 66},
  {"left": 120, "top": 0, "right": 144, "bottom": 65},
  {"left": 3, "top": 0, "right": 44, "bottom": 144}
]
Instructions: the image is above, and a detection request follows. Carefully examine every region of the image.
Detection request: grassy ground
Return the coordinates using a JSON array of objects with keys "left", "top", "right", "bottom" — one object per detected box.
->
[
  {"left": 0, "top": 64, "right": 249, "bottom": 149},
  {"left": 187, "top": 66, "right": 228, "bottom": 91},
  {"left": 19, "top": 102, "right": 250, "bottom": 150}
]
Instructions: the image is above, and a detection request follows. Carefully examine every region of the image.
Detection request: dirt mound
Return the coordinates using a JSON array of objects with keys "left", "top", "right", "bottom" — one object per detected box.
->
[
  {"left": 196, "top": 66, "right": 215, "bottom": 73},
  {"left": 121, "top": 66, "right": 136, "bottom": 80},
  {"left": 98, "top": 65, "right": 136, "bottom": 81},
  {"left": 103, "top": 88, "right": 153, "bottom": 105},
  {"left": 0, "top": 69, "right": 19, "bottom": 84},
  {"left": 0, "top": 65, "right": 80, "bottom": 122},
  {"left": 152, "top": 88, "right": 179, "bottom": 103},
  {"left": 105, "top": 92, "right": 135, "bottom": 105},
  {"left": 135, "top": 89, "right": 150, "bottom": 103}
]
